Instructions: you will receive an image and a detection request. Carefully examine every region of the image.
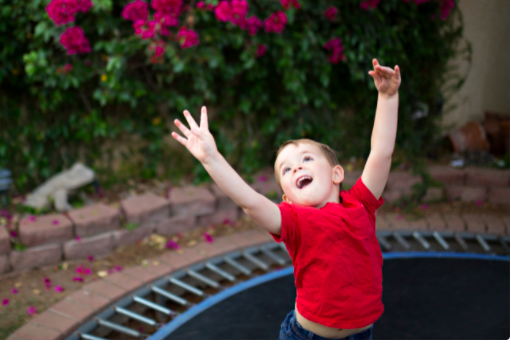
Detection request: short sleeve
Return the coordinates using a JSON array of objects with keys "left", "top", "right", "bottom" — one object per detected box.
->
[
  {"left": 269, "top": 202, "right": 299, "bottom": 243},
  {"left": 347, "top": 177, "right": 384, "bottom": 215}
]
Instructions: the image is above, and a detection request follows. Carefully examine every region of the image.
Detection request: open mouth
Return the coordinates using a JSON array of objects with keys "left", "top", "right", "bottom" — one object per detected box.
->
[{"left": 296, "top": 176, "right": 313, "bottom": 189}]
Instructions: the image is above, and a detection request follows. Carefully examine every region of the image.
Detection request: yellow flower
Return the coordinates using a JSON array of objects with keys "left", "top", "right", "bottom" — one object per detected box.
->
[
  {"left": 101, "top": 74, "right": 107, "bottom": 82},
  {"left": 152, "top": 117, "right": 161, "bottom": 125}
]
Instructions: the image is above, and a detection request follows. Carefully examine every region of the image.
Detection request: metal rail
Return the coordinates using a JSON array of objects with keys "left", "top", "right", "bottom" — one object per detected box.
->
[{"left": 68, "top": 232, "right": 509, "bottom": 340}]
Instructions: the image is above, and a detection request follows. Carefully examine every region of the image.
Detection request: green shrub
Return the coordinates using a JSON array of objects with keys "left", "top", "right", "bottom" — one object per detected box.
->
[{"left": 0, "top": 0, "right": 469, "bottom": 192}]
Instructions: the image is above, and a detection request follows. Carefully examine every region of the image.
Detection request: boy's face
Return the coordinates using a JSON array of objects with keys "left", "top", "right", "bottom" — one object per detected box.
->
[{"left": 275, "top": 143, "right": 344, "bottom": 208}]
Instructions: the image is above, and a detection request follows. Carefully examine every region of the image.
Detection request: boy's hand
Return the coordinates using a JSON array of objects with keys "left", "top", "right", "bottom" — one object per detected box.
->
[
  {"left": 172, "top": 106, "right": 219, "bottom": 164},
  {"left": 368, "top": 58, "right": 401, "bottom": 97}
]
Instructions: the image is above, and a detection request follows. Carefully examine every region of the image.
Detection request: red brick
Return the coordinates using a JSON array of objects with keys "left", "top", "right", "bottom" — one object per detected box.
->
[
  {"left": 63, "top": 232, "right": 113, "bottom": 260},
  {"left": 156, "top": 247, "right": 206, "bottom": 270},
  {"left": 68, "top": 203, "right": 120, "bottom": 237},
  {"left": 239, "top": 229, "right": 273, "bottom": 245},
  {"left": 112, "top": 224, "right": 154, "bottom": 247},
  {"left": 121, "top": 192, "right": 171, "bottom": 226},
  {"left": 10, "top": 322, "right": 63, "bottom": 340},
  {"left": 488, "top": 188, "right": 509, "bottom": 204},
  {"left": 375, "top": 214, "right": 391, "bottom": 232},
  {"left": 191, "top": 236, "right": 242, "bottom": 258},
  {"left": 385, "top": 213, "right": 411, "bottom": 231},
  {"left": 443, "top": 214, "right": 466, "bottom": 232},
  {"left": 465, "top": 167, "right": 509, "bottom": 187},
  {"left": 424, "top": 214, "right": 446, "bottom": 231},
  {"left": 9, "top": 243, "right": 62, "bottom": 271},
  {"left": 0, "top": 225, "right": 10, "bottom": 254},
  {"left": 210, "top": 182, "right": 238, "bottom": 210},
  {"left": 0, "top": 254, "right": 10, "bottom": 273},
  {"left": 446, "top": 186, "right": 488, "bottom": 202},
  {"left": 156, "top": 215, "right": 196, "bottom": 237},
  {"left": 104, "top": 272, "right": 144, "bottom": 292},
  {"left": 28, "top": 310, "right": 79, "bottom": 336},
  {"left": 84, "top": 280, "right": 126, "bottom": 301},
  {"left": 421, "top": 187, "right": 443, "bottom": 203},
  {"left": 461, "top": 214, "right": 486, "bottom": 234},
  {"left": 67, "top": 290, "right": 111, "bottom": 311},
  {"left": 428, "top": 165, "right": 466, "bottom": 185},
  {"left": 198, "top": 209, "right": 238, "bottom": 228},
  {"left": 122, "top": 265, "right": 168, "bottom": 284},
  {"left": 143, "top": 261, "right": 176, "bottom": 278},
  {"left": 483, "top": 216, "right": 506, "bottom": 236},
  {"left": 407, "top": 218, "right": 428, "bottom": 231},
  {"left": 382, "top": 190, "right": 406, "bottom": 204},
  {"left": 18, "top": 213, "right": 73, "bottom": 247},
  {"left": 169, "top": 186, "right": 216, "bottom": 217},
  {"left": 386, "top": 171, "right": 422, "bottom": 190},
  {"left": 49, "top": 298, "right": 95, "bottom": 323}
]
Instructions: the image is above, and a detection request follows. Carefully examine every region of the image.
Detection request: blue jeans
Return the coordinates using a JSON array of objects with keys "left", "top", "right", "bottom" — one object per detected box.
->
[{"left": 278, "top": 310, "right": 373, "bottom": 340}]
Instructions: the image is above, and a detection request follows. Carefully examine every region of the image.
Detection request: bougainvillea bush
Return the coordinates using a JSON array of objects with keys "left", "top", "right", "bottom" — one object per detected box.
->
[{"left": 0, "top": 0, "right": 469, "bottom": 191}]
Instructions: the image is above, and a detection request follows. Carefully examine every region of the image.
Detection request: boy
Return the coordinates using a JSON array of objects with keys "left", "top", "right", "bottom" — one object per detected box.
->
[{"left": 171, "top": 58, "right": 401, "bottom": 340}]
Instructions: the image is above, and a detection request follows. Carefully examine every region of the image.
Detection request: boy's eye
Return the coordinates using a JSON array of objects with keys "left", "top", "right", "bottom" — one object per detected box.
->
[{"left": 282, "top": 156, "right": 313, "bottom": 175}]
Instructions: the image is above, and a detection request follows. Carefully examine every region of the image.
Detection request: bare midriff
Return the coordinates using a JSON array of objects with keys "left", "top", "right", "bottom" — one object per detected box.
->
[{"left": 295, "top": 302, "right": 372, "bottom": 339}]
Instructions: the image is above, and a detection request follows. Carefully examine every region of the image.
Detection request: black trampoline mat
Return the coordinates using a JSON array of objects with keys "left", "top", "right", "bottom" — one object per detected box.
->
[{"left": 164, "top": 257, "right": 510, "bottom": 340}]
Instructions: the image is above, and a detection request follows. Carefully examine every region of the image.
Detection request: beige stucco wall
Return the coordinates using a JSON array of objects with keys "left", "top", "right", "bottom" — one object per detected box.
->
[{"left": 442, "top": 0, "right": 510, "bottom": 129}]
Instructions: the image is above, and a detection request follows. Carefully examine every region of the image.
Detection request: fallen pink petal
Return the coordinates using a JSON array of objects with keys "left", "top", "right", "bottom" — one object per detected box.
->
[
  {"left": 87, "top": 255, "right": 94, "bottom": 262},
  {"left": 54, "top": 286, "right": 64, "bottom": 293},
  {"left": 113, "top": 265, "right": 123, "bottom": 272},
  {"left": 52, "top": 219, "right": 60, "bottom": 225},
  {"left": 76, "top": 236, "right": 81, "bottom": 242},
  {"left": 27, "top": 306, "right": 37, "bottom": 315},
  {"left": 165, "top": 240, "right": 180, "bottom": 250},
  {"left": 203, "top": 233, "right": 214, "bottom": 243},
  {"left": 397, "top": 214, "right": 403, "bottom": 220},
  {"left": 84, "top": 268, "right": 92, "bottom": 275},
  {"left": 422, "top": 204, "right": 428, "bottom": 210},
  {"left": 75, "top": 266, "right": 84, "bottom": 275},
  {"left": 476, "top": 200, "right": 483, "bottom": 206},
  {"left": 10, "top": 231, "right": 17, "bottom": 237},
  {"left": 11, "top": 288, "right": 18, "bottom": 294},
  {"left": 222, "top": 219, "right": 231, "bottom": 225},
  {"left": 72, "top": 276, "right": 84, "bottom": 282},
  {"left": 29, "top": 215, "right": 36, "bottom": 222}
]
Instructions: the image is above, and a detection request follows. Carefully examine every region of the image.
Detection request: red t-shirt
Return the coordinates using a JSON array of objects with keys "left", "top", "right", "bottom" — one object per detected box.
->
[{"left": 270, "top": 177, "right": 384, "bottom": 329}]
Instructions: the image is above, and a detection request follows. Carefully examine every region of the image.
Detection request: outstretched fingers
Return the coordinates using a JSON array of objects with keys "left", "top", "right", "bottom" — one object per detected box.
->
[
  {"left": 183, "top": 110, "right": 199, "bottom": 130},
  {"left": 200, "top": 106, "right": 209, "bottom": 131}
]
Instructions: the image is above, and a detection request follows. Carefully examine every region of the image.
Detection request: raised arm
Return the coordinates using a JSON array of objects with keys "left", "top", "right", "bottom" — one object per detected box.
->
[
  {"left": 361, "top": 59, "right": 401, "bottom": 200},
  {"left": 171, "top": 106, "right": 282, "bottom": 236}
]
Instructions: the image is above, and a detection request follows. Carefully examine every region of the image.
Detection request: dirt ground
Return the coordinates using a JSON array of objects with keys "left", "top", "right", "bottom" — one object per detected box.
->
[{"left": 0, "top": 198, "right": 508, "bottom": 340}]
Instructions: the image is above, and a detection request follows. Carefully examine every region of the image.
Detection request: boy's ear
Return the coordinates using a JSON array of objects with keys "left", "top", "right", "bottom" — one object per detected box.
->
[{"left": 333, "top": 165, "right": 344, "bottom": 185}]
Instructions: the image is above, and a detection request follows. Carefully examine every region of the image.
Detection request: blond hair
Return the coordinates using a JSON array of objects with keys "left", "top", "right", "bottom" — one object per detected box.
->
[{"left": 273, "top": 139, "right": 341, "bottom": 194}]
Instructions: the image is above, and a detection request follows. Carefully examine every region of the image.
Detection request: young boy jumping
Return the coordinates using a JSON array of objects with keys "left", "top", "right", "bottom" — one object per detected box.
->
[{"left": 171, "top": 58, "right": 401, "bottom": 340}]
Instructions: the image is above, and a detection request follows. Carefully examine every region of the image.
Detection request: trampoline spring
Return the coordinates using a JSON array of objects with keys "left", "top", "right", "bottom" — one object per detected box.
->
[
  {"left": 205, "top": 262, "right": 236, "bottom": 282},
  {"left": 260, "top": 246, "right": 287, "bottom": 266},
  {"left": 187, "top": 269, "right": 220, "bottom": 289},
  {"left": 377, "top": 235, "right": 392, "bottom": 251},
  {"left": 432, "top": 231, "right": 450, "bottom": 250},
  {"left": 94, "top": 318, "right": 142, "bottom": 338},
  {"left": 114, "top": 306, "right": 157, "bottom": 326},
  {"left": 453, "top": 233, "right": 469, "bottom": 251},
  {"left": 77, "top": 332, "right": 107, "bottom": 340},
  {"left": 499, "top": 237, "right": 510, "bottom": 253},
  {"left": 132, "top": 295, "right": 175, "bottom": 316},
  {"left": 169, "top": 277, "right": 204, "bottom": 296},
  {"left": 223, "top": 255, "right": 252, "bottom": 275},
  {"left": 475, "top": 235, "right": 491, "bottom": 252},
  {"left": 151, "top": 285, "right": 188, "bottom": 306},
  {"left": 412, "top": 232, "right": 430, "bottom": 250},
  {"left": 242, "top": 251, "right": 270, "bottom": 271},
  {"left": 393, "top": 232, "right": 411, "bottom": 250}
]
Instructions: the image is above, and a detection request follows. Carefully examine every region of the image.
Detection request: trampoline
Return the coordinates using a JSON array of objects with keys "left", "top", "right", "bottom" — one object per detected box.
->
[{"left": 150, "top": 253, "right": 510, "bottom": 340}]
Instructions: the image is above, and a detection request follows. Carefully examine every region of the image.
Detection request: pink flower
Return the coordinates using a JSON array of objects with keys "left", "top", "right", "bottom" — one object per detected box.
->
[
  {"left": 280, "top": 0, "right": 300, "bottom": 10},
  {"left": 155, "top": 46, "right": 165, "bottom": 57},
  {"left": 203, "top": 233, "right": 214, "bottom": 243},
  {"left": 214, "top": 1, "right": 232, "bottom": 22},
  {"left": 54, "top": 286, "right": 64, "bottom": 293},
  {"left": 151, "top": 0, "right": 182, "bottom": 16},
  {"left": 72, "top": 276, "right": 84, "bottom": 282},
  {"left": 11, "top": 288, "right": 18, "bottom": 294},
  {"left": 87, "top": 255, "right": 94, "bottom": 262},
  {"left": 196, "top": 1, "right": 214, "bottom": 10},
  {"left": 122, "top": 0, "right": 149, "bottom": 22},
  {"left": 10, "top": 231, "right": 17, "bottom": 238},
  {"left": 154, "top": 11, "right": 179, "bottom": 27},
  {"left": 177, "top": 27, "right": 199, "bottom": 48},
  {"left": 439, "top": 0, "right": 454, "bottom": 20},
  {"left": 230, "top": 0, "right": 249, "bottom": 26},
  {"left": 165, "top": 240, "right": 180, "bottom": 249},
  {"left": 240, "top": 16, "right": 262, "bottom": 36},
  {"left": 76, "top": 0, "right": 93, "bottom": 12},
  {"left": 256, "top": 44, "right": 267, "bottom": 58},
  {"left": 29, "top": 215, "right": 36, "bottom": 222},
  {"left": 324, "top": 38, "right": 345, "bottom": 63},
  {"left": 59, "top": 26, "right": 91, "bottom": 55},
  {"left": 3, "top": 299, "right": 8, "bottom": 306},
  {"left": 27, "top": 306, "right": 37, "bottom": 315},
  {"left": 324, "top": 6, "right": 338, "bottom": 21},
  {"left": 46, "top": 0, "right": 79, "bottom": 25},
  {"left": 360, "top": 0, "right": 380, "bottom": 11},
  {"left": 264, "top": 11, "right": 287, "bottom": 33}
]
